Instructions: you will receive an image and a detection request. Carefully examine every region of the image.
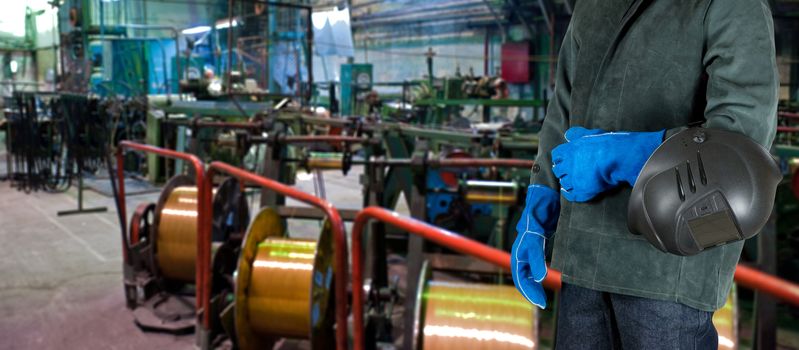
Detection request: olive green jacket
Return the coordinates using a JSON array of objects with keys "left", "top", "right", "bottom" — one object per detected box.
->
[{"left": 533, "top": 0, "right": 778, "bottom": 311}]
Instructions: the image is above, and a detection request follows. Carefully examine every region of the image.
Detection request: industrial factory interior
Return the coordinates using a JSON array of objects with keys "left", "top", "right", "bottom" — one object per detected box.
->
[{"left": 4, "top": 0, "right": 799, "bottom": 349}]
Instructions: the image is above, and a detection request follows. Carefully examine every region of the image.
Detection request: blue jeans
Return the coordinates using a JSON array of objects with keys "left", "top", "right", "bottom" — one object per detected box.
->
[{"left": 556, "top": 283, "right": 718, "bottom": 349}]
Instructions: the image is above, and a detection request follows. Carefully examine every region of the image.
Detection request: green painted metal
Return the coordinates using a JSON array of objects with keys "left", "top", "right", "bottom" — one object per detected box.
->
[
  {"left": 162, "top": 100, "right": 273, "bottom": 119},
  {"left": 145, "top": 110, "right": 163, "bottom": 183},
  {"left": 776, "top": 145, "right": 799, "bottom": 159},
  {"left": 341, "top": 63, "right": 373, "bottom": 116}
]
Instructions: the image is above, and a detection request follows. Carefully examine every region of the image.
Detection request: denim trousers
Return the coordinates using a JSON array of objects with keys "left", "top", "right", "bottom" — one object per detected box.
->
[{"left": 556, "top": 283, "right": 718, "bottom": 349}]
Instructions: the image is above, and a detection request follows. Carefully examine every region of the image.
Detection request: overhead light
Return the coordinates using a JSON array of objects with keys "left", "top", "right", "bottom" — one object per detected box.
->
[
  {"left": 182, "top": 25, "right": 212, "bottom": 35},
  {"left": 215, "top": 19, "right": 239, "bottom": 30}
]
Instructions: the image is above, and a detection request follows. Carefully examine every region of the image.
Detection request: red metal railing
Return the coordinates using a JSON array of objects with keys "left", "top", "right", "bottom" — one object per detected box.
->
[
  {"left": 203, "top": 161, "right": 349, "bottom": 350},
  {"left": 349, "top": 206, "right": 799, "bottom": 350},
  {"left": 735, "top": 265, "right": 799, "bottom": 306},
  {"left": 350, "top": 206, "right": 560, "bottom": 350},
  {"left": 115, "top": 141, "right": 209, "bottom": 326},
  {"left": 779, "top": 111, "right": 799, "bottom": 121}
]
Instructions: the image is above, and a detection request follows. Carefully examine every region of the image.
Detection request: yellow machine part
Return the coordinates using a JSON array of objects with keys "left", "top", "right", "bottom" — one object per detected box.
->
[
  {"left": 713, "top": 285, "right": 738, "bottom": 350},
  {"left": 248, "top": 238, "right": 317, "bottom": 338},
  {"left": 156, "top": 186, "right": 200, "bottom": 282},
  {"left": 464, "top": 190, "right": 518, "bottom": 205},
  {"left": 464, "top": 181, "right": 518, "bottom": 206},
  {"left": 307, "top": 152, "right": 344, "bottom": 170},
  {"left": 420, "top": 281, "right": 537, "bottom": 350},
  {"left": 235, "top": 207, "right": 335, "bottom": 350}
]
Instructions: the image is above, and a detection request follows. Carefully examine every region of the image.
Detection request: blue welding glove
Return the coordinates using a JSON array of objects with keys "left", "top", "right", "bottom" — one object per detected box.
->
[
  {"left": 551, "top": 127, "right": 665, "bottom": 202},
  {"left": 511, "top": 185, "right": 560, "bottom": 309}
]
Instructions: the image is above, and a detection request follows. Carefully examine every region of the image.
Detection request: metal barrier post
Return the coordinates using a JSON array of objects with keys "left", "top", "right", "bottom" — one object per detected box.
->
[{"left": 205, "top": 161, "right": 349, "bottom": 350}]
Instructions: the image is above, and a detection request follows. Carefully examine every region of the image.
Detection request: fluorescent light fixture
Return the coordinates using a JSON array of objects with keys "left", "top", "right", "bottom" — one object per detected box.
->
[
  {"left": 214, "top": 19, "right": 239, "bottom": 30},
  {"left": 182, "top": 25, "right": 211, "bottom": 35}
]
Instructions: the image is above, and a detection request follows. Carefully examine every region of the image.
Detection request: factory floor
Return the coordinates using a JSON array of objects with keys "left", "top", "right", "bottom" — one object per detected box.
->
[
  {"left": 3, "top": 137, "right": 799, "bottom": 349},
  {"left": 0, "top": 142, "right": 369, "bottom": 349}
]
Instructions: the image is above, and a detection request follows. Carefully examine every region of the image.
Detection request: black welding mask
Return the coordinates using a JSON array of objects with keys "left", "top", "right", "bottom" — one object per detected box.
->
[{"left": 627, "top": 127, "right": 781, "bottom": 256}]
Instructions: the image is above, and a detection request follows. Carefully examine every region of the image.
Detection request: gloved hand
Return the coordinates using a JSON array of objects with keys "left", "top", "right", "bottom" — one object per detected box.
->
[
  {"left": 551, "top": 127, "right": 665, "bottom": 202},
  {"left": 511, "top": 185, "right": 560, "bottom": 308}
]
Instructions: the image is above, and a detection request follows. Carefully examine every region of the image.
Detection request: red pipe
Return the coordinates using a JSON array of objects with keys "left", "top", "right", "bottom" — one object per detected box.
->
[
  {"left": 778, "top": 126, "right": 799, "bottom": 133},
  {"left": 779, "top": 111, "right": 799, "bottom": 120},
  {"left": 116, "top": 142, "right": 208, "bottom": 330},
  {"left": 205, "top": 162, "right": 349, "bottom": 350},
  {"left": 433, "top": 158, "right": 534, "bottom": 169},
  {"left": 350, "top": 206, "right": 561, "bottom": 350},
  {"left": 735, "top": 264, "right": 799, "bottom": 306},
  {"left": 350, "top": 206, "right": 799, "bottom": 350}
]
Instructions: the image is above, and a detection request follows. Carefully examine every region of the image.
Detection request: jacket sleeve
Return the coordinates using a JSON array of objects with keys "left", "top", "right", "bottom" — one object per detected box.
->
[
  {"left": 530, "top": 23, "right": 577, "bottom": 190},
  {"left": 666, "top": 0, "right": 778, "bottom": 148}
]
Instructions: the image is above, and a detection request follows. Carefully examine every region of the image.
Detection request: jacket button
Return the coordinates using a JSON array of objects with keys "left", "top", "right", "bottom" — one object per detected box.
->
[{"left": 532, "top": 164, "right": 541, "bottom": 173}]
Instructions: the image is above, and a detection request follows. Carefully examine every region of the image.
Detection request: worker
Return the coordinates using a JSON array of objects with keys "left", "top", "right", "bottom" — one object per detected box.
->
[{"left": 511, "top": 1, "right": 778, "bottom": 349}]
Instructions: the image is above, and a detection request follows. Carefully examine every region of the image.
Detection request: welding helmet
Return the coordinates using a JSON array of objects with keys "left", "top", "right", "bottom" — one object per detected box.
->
[{"left": 627, "top": 127, "right": 780, "bottom": 256}]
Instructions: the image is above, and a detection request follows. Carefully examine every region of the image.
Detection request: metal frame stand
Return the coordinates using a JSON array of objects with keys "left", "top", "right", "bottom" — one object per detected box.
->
[{"left": 57, "top": 170, "right": 107, "bottom": 216}]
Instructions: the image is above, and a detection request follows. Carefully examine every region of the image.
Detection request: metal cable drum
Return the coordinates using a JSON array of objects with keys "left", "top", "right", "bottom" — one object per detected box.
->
[
  {"left": 413, "top": 261, "right": 538, "bottom": 350},
  {"left": 463, "top": 180, "right": 519, "bottom": 206},
  {"left": 152, "top": 176, "right": 247, "bottom": 283},
  {"left": 307, "top": 152, "right": 345, "bottom": 170},
  {"left": 234, "top": 207, "right": 335, "bottom": 350}
]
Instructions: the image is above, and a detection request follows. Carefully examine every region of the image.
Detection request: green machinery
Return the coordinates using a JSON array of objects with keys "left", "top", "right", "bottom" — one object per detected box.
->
[{"left": 340, "top": 63, "right": 374, "bottom": 116}]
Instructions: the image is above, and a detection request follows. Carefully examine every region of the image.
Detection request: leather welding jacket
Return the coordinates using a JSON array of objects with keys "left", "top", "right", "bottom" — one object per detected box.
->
[{"left": 532, "top": 0, "right": 778, "bottom": 311}]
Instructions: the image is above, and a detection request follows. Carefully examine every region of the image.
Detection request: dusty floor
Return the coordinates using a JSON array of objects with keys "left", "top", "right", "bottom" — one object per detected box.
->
[{"left": 0, "top": 139, "right": 369, "bottom": 349}]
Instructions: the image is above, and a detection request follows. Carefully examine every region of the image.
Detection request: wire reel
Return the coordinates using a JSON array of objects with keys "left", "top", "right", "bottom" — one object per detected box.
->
[
  {"left": 151, "top": 175, "right": 250, "bottom": 283},
  {"left": 125, "top": 175, "right": 249, "bottom": 334},
  {"left": 233, "top": 207, "right": 336, "bottom": 349},
  {"left": 302, "top": 151, "right": 353, "bottom": 175},
  {"left": 462, "top": 180, "right": 519, "bottom": 206},
  {"left": 412, "top": 261, "right": 538, "bottom": 350}
]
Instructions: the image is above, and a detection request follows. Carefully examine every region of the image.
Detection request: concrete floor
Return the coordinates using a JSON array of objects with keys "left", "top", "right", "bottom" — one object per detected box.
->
[
  {"left": 0, "top": 171, "right": 191, "bottom": 349},
  {"left": 0, "top": 141, "right": 370, "bottom": 349}
]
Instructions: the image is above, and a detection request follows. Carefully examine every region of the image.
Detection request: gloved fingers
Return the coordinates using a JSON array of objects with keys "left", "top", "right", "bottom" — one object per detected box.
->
[
  {"left": 514, "top": 274, "right": 548, "bottom": 309},
  {"left": 513, "top": 257, "right": 532, "bottom": 280},
  {"left": 528, "top": 238, "right": 548, "bottom": 282},
  {"left": 564, "top": 126, "right": 606, "bottom": 141},
  {"left": 550, "top": 143, "right": 569, "bottom": 165},
  {"left": 552, "top": 162, "right": 569, "bottom": 180},
  {"left": 557, "top": 174, "right": 573, "bottom": 192}
]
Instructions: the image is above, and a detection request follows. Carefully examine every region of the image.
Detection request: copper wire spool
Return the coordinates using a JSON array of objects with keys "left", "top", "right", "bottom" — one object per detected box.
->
[
  {"left": 463, "top": 180, "right": 519, "bottom": 206},
  {"left": 235, "top": 208, "right": 335, "bottom": 350},
  {"left": 153, "top": 175, "right": 200, "bottom": 282},
  {"left": 306, "top": 152, "right": 345, "bottom": 170},
  {"left": 413, "top": 262, "right": 538, "bottom": 350},
  {"left": 713, "top": 286, "right": 738, "bottom": 350},
  {"left": 153, "top": 176, "right": 247, "bottom": 283}
]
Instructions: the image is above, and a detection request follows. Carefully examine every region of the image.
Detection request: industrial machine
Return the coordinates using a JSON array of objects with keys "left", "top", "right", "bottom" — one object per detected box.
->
[
  {"left": 3, "top": 2, "right": 796, "bottom": 349},
  {"left": 109, "top": 140, "right": 799, "bottom": 350},
  {"left": 124, "top": 174, "right": 249, "bottom": 336}
]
